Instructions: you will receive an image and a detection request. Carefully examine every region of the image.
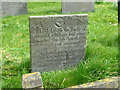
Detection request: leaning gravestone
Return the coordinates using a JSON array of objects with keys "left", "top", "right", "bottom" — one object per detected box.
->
[
  {"left": 62, "top": 0, "right": 95, "bottom": 13},
  {"left": 0, "top": 0, "right": 28, "bottom": 17},
  {"left": 30, "top": 14, "right": 88, "bottom": 72}
]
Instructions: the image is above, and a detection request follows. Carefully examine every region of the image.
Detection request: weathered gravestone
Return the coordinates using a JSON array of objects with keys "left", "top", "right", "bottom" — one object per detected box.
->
[
  {"left": 0, "top": 0, "right": 2, "bottom": 17},
  {"left": 0, "top": 0, "right": 28, "bottom": 17},
  {"left": 62, "top": 0, "right": 95, "bottom": 13},
  {"left": 30, "top": 14, "right": 88, "bottom": 72},
  {"left": 22, "top": 72, "right": 43, "bottom": 88}
]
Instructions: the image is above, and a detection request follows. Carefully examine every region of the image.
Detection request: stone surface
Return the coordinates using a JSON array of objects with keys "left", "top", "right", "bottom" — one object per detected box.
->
[
  {"left": 118, "top": 0, "right": 120, "bottom": 24},
  {"left": 0, "top": 0, "right": 28, "bottom": 17},
  {"left": 22, "top": 72, "right": 43, "bottom": 88},
  {"left": 65, "top": 76, "right": 120, "bottom": 89},
  {"left": 30, "top": 14, "right": 88, "bottom": 72},
  {"left": 0, "top": 0, "right": 2, "bottom": 17},
  {"left": 62, "top": 0, "right": 95, "bottom": 13}
]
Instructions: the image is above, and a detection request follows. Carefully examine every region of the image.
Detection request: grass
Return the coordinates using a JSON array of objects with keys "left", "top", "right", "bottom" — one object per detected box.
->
[{"left": 1, "top": 2, "right": 118, "bottom": 88}]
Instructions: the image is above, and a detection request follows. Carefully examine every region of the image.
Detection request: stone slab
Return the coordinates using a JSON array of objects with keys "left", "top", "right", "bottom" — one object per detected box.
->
[
  {"left": 64, "top": 76, "right": 120, "bottom": 89},
  {"left": 118, "top": 0, "right": 120, "bottom": 24},
  {"left": 22, "top": 72, "right": 43, "bottom": 88},
  {"left": 0, "top": 0, "right": 28, "bottom": 17},
  {"left": 62, "top": 0, "right": 95, "bottom": 13},
  {"left": 0, "top": 0, "right": 2, "bottom": 17},
  {"left": 30, "top": 14, "right": 88, "bottom": 72}
]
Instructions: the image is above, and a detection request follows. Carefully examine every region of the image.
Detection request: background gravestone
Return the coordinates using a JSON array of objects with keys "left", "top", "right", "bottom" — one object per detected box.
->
[
  {"left": 30, "top": 14, "right": 88, "bottom": 72},
  {"left": 118, "top": 0, "right": 120, "bottom": 24},
  {"left": 0, "top": 0, "right": 28, "bottom": 17},
  {"left": 62, "top": 0, "right": 95, "bottom": 13},
  {"left": 0, "top": 0, "right": 2, "bottom": 17}
]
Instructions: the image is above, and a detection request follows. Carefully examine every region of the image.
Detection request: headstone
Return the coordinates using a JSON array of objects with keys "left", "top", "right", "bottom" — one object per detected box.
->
[
  {"left": 62, "top": 0, "right": 95, "bottom": 13},
  {"left": 30, "top": 14, "right": 88, "bottom": 72},
  {"left": 0, "top": 0, "right": 2, "bottom": 17},
  {"left": 118, "top": 0, "right": 120, "bottom": 24},
  {"left": 22, "top": 72, "right": 43, "bottom": 88},
  {"left": 1, "top": 0, "right": 28, "bottom": 17}
]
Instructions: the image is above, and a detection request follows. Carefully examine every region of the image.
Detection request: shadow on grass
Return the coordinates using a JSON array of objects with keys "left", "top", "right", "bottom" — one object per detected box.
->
[
  {"left": 2, "top": 58, "right": 31, "bottom": 88},
  {"left": 28, "top": 9, "right": 62, "bottom": 15},
  {"left": 2, "top": 58, "right": 31, "bottom": 77},
  {"left": 97, "top": 36, "right": 118, "bottom": 47}
]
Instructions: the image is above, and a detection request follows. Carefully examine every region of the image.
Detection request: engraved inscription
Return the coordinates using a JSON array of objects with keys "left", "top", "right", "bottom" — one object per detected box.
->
[{"left": 30, "top": 15, "right": 88, "bottom": 72}]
